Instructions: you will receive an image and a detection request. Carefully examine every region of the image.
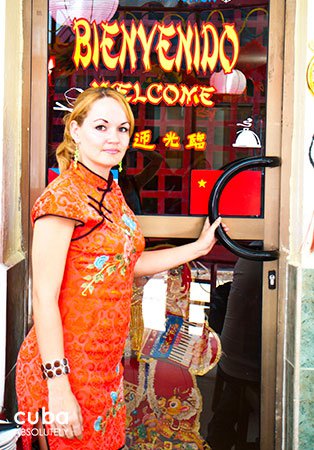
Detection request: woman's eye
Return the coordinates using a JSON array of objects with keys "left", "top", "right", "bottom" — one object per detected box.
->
[
  {"left": 120, "top": 126, "right": 129, "bottom": 133},
  {"left": 96, "top": 125, "right": 106, "bottom": 131}
]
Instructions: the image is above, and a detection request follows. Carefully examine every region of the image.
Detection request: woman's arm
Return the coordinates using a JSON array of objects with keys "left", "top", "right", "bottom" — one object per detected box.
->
[
  {"left": 32, "top": 216, "right": 83, "bottom": 439},
  {"left": 134, "top": 217, "right": 226, "bottom": 277}
]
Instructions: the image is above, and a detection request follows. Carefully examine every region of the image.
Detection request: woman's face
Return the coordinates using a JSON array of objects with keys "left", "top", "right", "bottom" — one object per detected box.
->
[{"left": 70, "top": 97, "right": 131, "bottom": 178}]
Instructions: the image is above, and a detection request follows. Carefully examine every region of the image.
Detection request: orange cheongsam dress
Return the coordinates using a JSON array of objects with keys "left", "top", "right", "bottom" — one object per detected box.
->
[{"left": 16, "top": 162, "right": 145, "bottom": 449}]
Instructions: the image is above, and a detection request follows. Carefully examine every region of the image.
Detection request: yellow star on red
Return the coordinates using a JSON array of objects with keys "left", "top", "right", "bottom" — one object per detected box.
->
[{"left": 198, "top": 179, "right": 207, "bottom": 188}]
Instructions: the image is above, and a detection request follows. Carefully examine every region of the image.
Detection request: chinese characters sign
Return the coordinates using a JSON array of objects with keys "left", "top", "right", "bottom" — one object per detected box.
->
[{"left": 132, "top": 130, "right": 207, "bottom": 151}]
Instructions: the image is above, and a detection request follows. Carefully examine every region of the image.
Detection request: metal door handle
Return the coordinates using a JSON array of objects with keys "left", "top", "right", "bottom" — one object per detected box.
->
[{"left": 208, "top": 156, "right": 281, "bottom": 261}]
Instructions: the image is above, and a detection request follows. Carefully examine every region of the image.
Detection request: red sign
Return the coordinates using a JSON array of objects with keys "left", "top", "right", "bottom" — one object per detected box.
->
[{"left": 190, "top": 170, "right": 262, "bottom": 216}]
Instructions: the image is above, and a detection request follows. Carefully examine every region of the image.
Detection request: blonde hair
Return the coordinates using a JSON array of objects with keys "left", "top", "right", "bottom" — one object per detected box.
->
[{"left": 56, "top": 87, "right": 135, "bottom": 173}]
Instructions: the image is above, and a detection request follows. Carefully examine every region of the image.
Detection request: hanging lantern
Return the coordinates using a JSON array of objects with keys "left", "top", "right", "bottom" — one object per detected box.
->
[
  {"left": 210, "top": 69, "right": 247, "bottom": 95},
  {"left": 49, "top": 0, "right": 119, "bottom": 26}
]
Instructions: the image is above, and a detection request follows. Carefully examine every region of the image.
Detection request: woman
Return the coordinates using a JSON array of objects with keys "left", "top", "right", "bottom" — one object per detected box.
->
[{"left": 16, "top": 87, "right": 226, "bottom": 450}]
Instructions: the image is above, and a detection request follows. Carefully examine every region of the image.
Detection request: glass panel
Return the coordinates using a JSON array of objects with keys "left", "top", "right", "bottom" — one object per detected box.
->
[
  {"left": 47, "top": 0, "right": 269, "bottom": 217},
  {"left": 125, "top": 241, "right": 262, "bottom": 449}
]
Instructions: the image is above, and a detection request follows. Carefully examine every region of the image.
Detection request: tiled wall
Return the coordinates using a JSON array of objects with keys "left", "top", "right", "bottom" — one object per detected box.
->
[
  {"left": 299, "top": 270, "right": 314, "bottom": 449},
  {"left": 285, "top": 267, "right": 314, "bottom": 449}
]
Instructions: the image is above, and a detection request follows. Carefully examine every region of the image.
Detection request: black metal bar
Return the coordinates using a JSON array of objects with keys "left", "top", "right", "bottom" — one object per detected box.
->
[
  {"left": 208, "top": 156, "right": 281, "bottom": 261},
  {"left": 0, "top": 421, "right": 20, "bottom": 431}
]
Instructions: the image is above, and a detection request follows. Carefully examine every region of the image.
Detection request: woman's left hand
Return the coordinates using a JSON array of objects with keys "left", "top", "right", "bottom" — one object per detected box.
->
[
  {"left": 194, "top": 217, "right": 229, "bottom": 257},
  {"left": 134, "top": 217, "right": 229, "bottom": 278}
]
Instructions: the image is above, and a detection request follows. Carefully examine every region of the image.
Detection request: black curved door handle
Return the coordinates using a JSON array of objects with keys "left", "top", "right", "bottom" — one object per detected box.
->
[{"left": 208, "top": 156, "right": 281, "bottom": 261}]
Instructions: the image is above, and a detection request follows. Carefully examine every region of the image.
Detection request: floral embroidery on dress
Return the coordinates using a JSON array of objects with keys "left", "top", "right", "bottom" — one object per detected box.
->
[
  {"left": 121, "top": 209, "right": 137, "bottom": 263},
  {"left": 81, "top": 209, "right": 138, "bottom": 295},
  {"left": 81, "top": 253, "right": 133, "bottom": 295},
  {"left": 81, "top": 254, "right": 109, "bottom": 296},
  {"left": 94, "top": 386, "right": 124, "bottom": 434},
  {"left": 122, "top": 214, "right": 136, "bottom": 232},
  {"left": 93, "top": 255, "right": 109, "bottom": 269}
]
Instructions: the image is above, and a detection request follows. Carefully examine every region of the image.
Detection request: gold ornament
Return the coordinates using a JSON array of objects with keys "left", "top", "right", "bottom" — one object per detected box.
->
[
  {"left": 73, "top": 144, "right": 80, "bottom": 169},
  {"left": 130, "top": 280, "right": 145, "bottom": 353}
]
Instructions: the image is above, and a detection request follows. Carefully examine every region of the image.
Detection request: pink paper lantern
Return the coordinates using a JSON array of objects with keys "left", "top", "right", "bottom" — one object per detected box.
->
[
  {"left": 210, "top": 69, "right": 247, "bottom": 95},
  {"left": 49, "top": 0, "right": 119, "bottom": 26}
]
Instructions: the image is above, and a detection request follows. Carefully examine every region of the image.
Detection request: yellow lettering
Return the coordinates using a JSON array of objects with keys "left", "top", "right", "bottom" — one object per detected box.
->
[
  {"left": 219, "top": 23, "right": 239, "bottom": 74},
  {"left": 193, "top": 23, "right": 201, "bottom": 73},
  {"left": 132, "top": 81, "right": 147, "bottom": 103},
  {"left": 199, "top": 86, "right": 215, "bottom": 107},
  {"left": 100, "top": 21, "right": 120, "bottom": 70},
  {"left": 74, "top": 20, "right": 240, "bottom": 76},
  {"left": 200, "top": 23, "right": 219, "bottom": 74},
  {"left": 179, "top": 85, "right": 200, "bottom": 106},
  {"left": 156, "top": 23, "right": 176, "bottom": 72},
  {"left": 72, "top": 18, "right": 92, "bottom": 70},
  {"left": 137, "top": 21, "right": 158, "bottom": 72},
  {"left": 163, "top": 84, "right": 180, "bottom": 106},
  {"left": 91, "top": 21, "right": 99, "bottom": 70},
  {"left": 89, "top": 80, "right": 216, "bottom": 108},
  {"left": 175, "top": 22, "right": 194, "bottom": 73},
  {"left": 119, "top": 21, "right": 138, "bottom": 72},
  {"left": 146, "top": 83, "right": 163, "bottom": 105},
  {"left": 90, "top": 79, "right": 110, "bottom": 88},
  {"left": 111, "top": 81, "right": 134, "bottom": 97}
]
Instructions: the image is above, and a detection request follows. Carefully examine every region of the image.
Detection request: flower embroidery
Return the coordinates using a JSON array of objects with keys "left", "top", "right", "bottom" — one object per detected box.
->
[
  {"left": 81, "top": 253, "right": 133, "bottom": 295},
  {"left": 93, "top": 255, "right": 109, "bottom": 269},
  {"left": 81, "top": 212, "right": 138, "bottom": 295},
  {"left": 94, "top": 416, "right": 103, "bottom": 432},
  {"left": 111, "top": 254, "right": 129, "bottom": 277},
  {"left": 122, "top": 214, "right": 136, "bottom": 232},
  {"left": 81, "top": 255, "right": 110, "bottom": 296},
  {"left": 94, "top": 387, "right": 124, "bottom": 434},
  {"left": 121, "top": 210, "right": 137, "bottom": 263},
  {"left": 110, "top": 391, "right": 118, "bottom": 405}
]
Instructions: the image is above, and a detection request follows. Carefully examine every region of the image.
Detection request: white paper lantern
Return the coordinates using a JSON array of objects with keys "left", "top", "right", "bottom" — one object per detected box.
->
[
  {"left": 49, "top": 0, "right": 119, "bottom": 26},
  {"left": 210, "top": 69, "right": 247, "bottom": 95}
]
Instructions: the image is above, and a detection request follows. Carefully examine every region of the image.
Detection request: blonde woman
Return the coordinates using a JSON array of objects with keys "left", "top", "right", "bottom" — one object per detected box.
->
[{"left": 16, "top": 87, "right": 226, "bottom": 450}]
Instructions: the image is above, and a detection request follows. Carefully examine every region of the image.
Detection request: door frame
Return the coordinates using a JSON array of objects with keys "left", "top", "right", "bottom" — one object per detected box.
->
[
  {"left": 261, "top": 1, "right": 285, "bottom": 448},
  {"left": 28, "top": 1, "right": 286, "bottom": 448}
]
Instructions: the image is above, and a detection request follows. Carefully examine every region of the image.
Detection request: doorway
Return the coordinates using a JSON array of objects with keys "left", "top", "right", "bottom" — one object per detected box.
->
[{"left": 29, "top": 0, "right": 285, "bottom": 448}]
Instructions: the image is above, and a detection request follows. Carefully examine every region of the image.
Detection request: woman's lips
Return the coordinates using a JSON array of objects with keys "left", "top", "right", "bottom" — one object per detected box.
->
[{"left": 103, "top": 149, "right": 119, "bottom": 154}]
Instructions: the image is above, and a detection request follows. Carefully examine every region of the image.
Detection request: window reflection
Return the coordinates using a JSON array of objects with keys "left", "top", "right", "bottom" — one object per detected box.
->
[{"left": 124, "top": 242, "right": 262, "bottom": 448}]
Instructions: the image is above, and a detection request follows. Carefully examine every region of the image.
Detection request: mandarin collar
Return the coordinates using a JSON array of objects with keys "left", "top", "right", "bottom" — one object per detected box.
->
[{"left": 73, "top": 161, "right": 114, "bottom": 190}]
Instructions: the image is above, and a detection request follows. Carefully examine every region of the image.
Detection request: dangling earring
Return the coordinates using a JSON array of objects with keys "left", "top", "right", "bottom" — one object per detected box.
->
[
  {"left": 118, "top": 161, "right": 123, "bottom": 172},
  {"left": 73, "top": 144, "right": 79, "bottom": 169}
]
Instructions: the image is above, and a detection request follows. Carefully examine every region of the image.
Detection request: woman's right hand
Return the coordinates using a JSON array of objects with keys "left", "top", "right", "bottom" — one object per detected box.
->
[{"left": 48, "top": 378, "right": 83, "bottom": 440}]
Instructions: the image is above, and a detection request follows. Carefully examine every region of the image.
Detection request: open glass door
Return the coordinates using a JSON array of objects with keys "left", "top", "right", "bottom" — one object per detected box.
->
[
  {"left": 124, "top": 244, "right": 263, "bottom": 449},
  {"left": 42, "top": 0, "right": 284, "bottom": 448}
]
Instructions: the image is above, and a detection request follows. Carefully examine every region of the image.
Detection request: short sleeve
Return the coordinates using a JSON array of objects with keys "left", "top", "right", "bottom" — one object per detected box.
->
[{"left": 31, "top": 176, "right": 86, "bottom": 226}]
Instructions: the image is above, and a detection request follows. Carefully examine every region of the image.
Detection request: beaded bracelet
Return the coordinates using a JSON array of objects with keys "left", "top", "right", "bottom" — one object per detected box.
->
[{"left": 41, "top": 358, "right": 70, "bottom": 380}]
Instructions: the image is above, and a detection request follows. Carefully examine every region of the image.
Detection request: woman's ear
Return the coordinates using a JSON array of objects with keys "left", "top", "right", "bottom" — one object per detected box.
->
[{"left": 69, "top": 120, "right": 80, "bottom": 143}]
